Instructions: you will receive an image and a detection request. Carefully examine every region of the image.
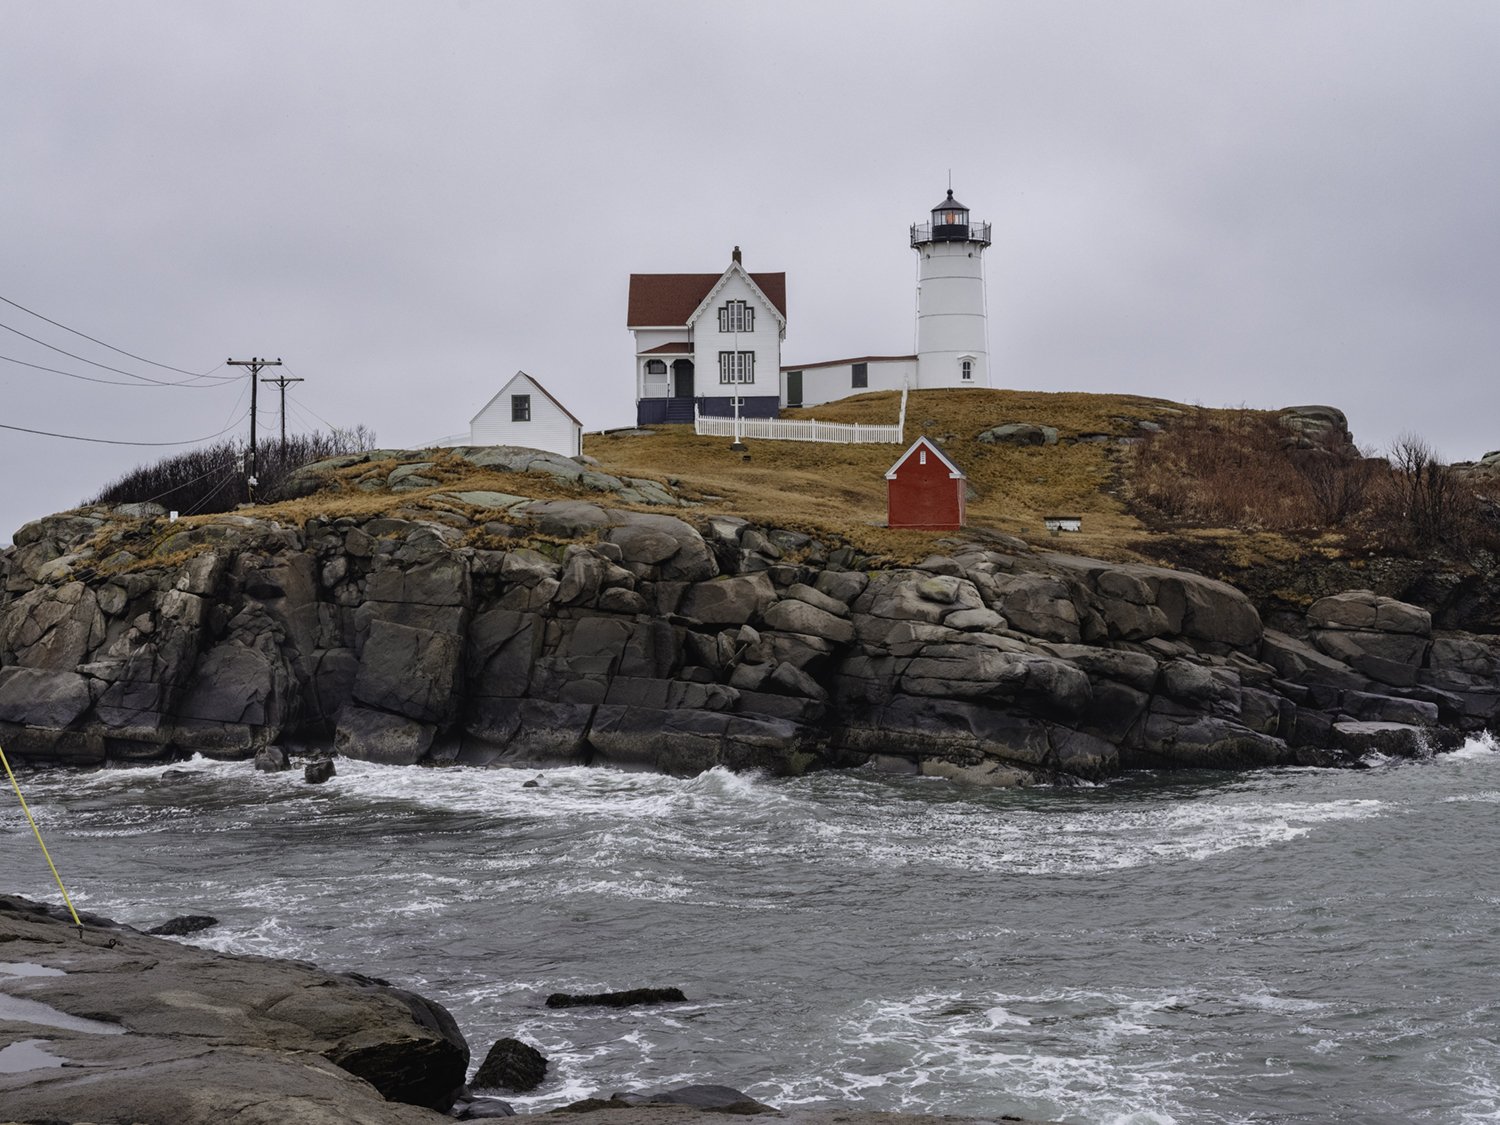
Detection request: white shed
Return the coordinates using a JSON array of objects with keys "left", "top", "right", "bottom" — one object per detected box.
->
[{"left": 470, "top": 371, "right": 582, "bottom": 457}]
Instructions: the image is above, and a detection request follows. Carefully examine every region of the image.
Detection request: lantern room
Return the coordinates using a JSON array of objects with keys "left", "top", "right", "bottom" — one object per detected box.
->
[
  {"left": 910, "top": 187, "right": 991, "bottom": 248},
  {"left": 930, "top": 190, "right": 969, "bottom": 240}
]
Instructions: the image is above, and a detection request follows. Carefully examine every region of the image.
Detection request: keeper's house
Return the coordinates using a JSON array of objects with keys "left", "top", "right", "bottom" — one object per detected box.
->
[
  {"left": 629, "top": 248, "right": 787, "bottom": 426},
  {"left": 468, "top": 371, "right": 582, "bottom": 457},
  {"left": 886, "top": 436, "right": 967, "bottom": 530}
]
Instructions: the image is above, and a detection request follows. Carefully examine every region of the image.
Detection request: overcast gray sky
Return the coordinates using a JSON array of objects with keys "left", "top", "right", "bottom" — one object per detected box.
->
[{"left": 3, "top": 1, "right": 1498, "bottom": 542}]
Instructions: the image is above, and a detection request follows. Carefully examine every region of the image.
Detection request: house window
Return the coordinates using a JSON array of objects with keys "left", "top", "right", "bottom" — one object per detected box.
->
[
  {"left": 961, "top": 359, "right": 973, "bottom": 381},
  {"left": 511, "top": 394, "right": 531, "bottom": 422},
  {"left": 644, "top": 359, "right": 667, "bottom": 376},
  {"left": 718, "top": 300, "right": 754, "bottom": 334},
  {"left": 852, "top": 362, "right": 868, "bottom": 389},
  {"left": 718, "top": 351, "right": 754, "bottom": 383}
]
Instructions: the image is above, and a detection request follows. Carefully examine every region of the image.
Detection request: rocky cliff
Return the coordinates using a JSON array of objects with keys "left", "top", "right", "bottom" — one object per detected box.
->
[{"left": 2, "top": 456, "right": 1496, "bottom": 782}]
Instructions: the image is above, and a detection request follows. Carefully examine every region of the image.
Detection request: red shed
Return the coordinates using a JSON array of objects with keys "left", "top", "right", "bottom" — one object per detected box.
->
[{"left": 886, "top": 436, "right": 967, "bottom": 530}]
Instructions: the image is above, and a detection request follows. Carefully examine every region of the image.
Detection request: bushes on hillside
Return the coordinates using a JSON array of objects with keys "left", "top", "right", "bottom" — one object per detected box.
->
[
  {"left": 89, "top": 427, "right": 375, "bottom": 517},
  {"left": 1129, "top": 412, "right": 1499, "bottom": 552}
]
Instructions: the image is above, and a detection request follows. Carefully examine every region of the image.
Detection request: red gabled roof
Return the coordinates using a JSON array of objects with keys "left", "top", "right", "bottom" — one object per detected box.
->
[
  {"left": 885, "top": 436, "right": 965, "bottom": 480},
  {"left": 638, "top": 341, "right": 694, "bottom": 355},
  {"left": 628, "top": 271, "right": 787, "bottom": 326}
]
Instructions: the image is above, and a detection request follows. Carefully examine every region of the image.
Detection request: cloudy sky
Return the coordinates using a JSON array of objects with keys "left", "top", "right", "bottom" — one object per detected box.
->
[{"left": 3, "top": 1, "right": 1497, "bottom": 542}]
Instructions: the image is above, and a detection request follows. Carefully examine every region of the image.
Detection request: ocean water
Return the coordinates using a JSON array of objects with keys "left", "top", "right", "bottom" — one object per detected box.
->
[{"left": 4, "top": 738, "right": 1498, "bottom": 1124}]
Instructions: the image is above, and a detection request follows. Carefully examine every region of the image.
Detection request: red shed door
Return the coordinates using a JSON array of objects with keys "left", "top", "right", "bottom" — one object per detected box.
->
[{"left": 888, "top": 447, "right": 963, "bottom": 529}]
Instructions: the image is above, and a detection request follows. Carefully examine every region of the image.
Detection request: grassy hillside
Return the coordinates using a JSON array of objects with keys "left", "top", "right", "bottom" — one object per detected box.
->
[
  {"left": 102, "top": 388, "right": 1494, "bottom": 581},
  {"left": 589, "top": 388, "right": 1180, "bottom": 561}
]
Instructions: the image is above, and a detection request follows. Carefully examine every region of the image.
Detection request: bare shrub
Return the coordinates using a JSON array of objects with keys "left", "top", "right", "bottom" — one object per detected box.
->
[
  {"left": 1293, "top": 440, "right": 1381, "bottom": 528},
  {"left": 1128, "top": 408, "right": 1407, "bottom": 537},
  {"left": 89, "top": 426, "right": 375, "bottom": 516},
  {"left": 1130, "top": 411, "right": 1318, "bottom": 530},
  {"left": 1384, "top": 433, "right": 1481, "bottom": 549}
]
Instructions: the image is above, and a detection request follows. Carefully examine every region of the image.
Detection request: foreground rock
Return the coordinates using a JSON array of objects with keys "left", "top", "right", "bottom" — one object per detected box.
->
[
  {"left": 0, "top": 474, "right": 1490, "bottom": 786},
  {"left": 473, "top": 1035, "right": 548, "bottom": 1092},
  {"left": 560, "top": 1084, "right": 776, "bottom": 1114},
  {"left": 550, "top": 1108, "right": 1064, "bottom": 1125},
  {"left": 0, "top": 894, "right": 468, "bottom": 1125},
  {"left": 546, "top": 987, "right": 687, "bottom": 1009}
]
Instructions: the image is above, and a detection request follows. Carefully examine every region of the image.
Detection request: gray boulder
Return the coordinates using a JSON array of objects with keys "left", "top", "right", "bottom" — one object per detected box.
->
[
  {"left": 1278, "top": 404, "right": 1354, "bottom": 452},
  {"left": 977, "top": 422, "right": 1059, "bottom": 446},
  {"left": 335, "top": 704, "right": 436, "bottom": 765},
  {"left": 1138, "top": 709, "right": 1289, "bottom": 769},
  {"left": 1329, "top": 720, "right": 1458, "bottom": 758},
  {"left": 760, "top": 597, "right": 856, "bottom": 645},
  {"left": 1309, "top": 590, "right": 1431, "bottom": 635},
  {"left": 0, "top": 894, "right": 468, "bottom": 1122},
  {"left": 988, "top": 574, "right": 1081, "bottom": 642},
  {"left": 679, "top": 573, "right": 778, "bottom": 625},
  {"left": 0, "top": 666, "right": 93, "bottom": 726},
  {"left": 353, "top": 620, "right": 462, "bottom": 723},
  {"left": 606, "top": 512, "right": 717, "bottom": 582},
  {"left": 472, "top": 1037, "right": 547, "bottom": 1093}
]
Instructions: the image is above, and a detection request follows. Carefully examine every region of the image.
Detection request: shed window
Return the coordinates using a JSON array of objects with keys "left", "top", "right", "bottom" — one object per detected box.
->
[
  {"left": 852, "top": 362, "right": 868, "bottom": 389},
  {"left": 919, "top": 449, "right": 927, "bottom": 465},
  {"left": 511, "top": 394, "right": 531, "bottom": 422}
]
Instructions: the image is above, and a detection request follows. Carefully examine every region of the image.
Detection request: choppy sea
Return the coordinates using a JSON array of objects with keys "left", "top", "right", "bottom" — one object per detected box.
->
[{"left": 4, "top": 738, "right": 1499, "bottom": 1124}]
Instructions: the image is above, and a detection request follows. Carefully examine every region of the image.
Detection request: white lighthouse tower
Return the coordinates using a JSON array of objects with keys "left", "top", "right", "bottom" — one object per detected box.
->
[{"left": 911, "top": 188, "right": 991, "bottom": 389}]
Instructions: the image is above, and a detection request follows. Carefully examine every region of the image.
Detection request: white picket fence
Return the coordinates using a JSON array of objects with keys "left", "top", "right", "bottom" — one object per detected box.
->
[{"left": 696, "top": 386, "right": 908, "bottom": 445}]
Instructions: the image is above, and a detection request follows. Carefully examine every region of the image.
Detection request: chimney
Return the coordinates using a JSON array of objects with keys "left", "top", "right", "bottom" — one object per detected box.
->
[{"left": 732, "top": 246, "right": 742, "bottom": 265}]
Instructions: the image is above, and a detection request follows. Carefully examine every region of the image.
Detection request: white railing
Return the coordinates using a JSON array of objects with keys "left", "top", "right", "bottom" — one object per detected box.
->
[{"left": 696, "top": 385, "right": 908, "bottom": 445}]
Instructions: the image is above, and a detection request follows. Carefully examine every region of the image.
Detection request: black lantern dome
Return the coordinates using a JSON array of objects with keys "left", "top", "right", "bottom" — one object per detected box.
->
[{"left": 911, "top": 187, "right": 990, "bottom": 248}]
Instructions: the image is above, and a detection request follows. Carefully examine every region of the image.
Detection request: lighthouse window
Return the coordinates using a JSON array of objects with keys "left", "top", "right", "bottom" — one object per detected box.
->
[
  {"left": 961, "top": 359, "right": 973, "bottom": 382},
  {"left": 852, "top": 362, "right": 868, "bottom": 388},
  {"left": 718, "top": 301, "right": 754, "bottom": 334},
  {"left": 718, "top": 350, "right": 755, "bottom": 384}
]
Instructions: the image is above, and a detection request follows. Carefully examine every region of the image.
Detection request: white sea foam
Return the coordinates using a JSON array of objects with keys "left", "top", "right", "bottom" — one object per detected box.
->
[
  {"left": 1450, "top": 731, "right": 1499, "bottom": 759},
  {"left": 762, "top": 987, "right": 1198, "bottom": 1122},
  {"left": 833, "top": 795, "right": 1385, "bottom": 875}
]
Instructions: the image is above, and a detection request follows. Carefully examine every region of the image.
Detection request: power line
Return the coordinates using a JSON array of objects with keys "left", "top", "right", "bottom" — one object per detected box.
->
[
  {"left": 0, "top": 349, "right": 234, "bottom": 389},
  {"left": 0, "top": 409, "right": 249, "bottom": 447},
  {"left": 181, "top": 464, "right": 243, "bottom": 516},
  {"left": 141, "top": 458, "right": 243, "bottom": 507},
  {"left": 0, "top": 293, "right": 232, "bottom": 381},
  {"left": 0, "top": 317, "right": 235, "bottom": 387},
  {"left": 282, "top": 369, "right": 345, "bottom": 433}
]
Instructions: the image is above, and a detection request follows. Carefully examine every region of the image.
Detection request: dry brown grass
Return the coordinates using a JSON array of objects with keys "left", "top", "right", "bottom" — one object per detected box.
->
[
  {"left": 131, "top": 389, "right": 1478, "bottom": 571},
  {"left": 586, "top": 389, "right": 1183, "bottom": 560}
]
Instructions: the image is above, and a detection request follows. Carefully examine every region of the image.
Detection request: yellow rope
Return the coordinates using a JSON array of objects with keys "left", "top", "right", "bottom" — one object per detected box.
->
[{"left": 0, "top": 742, "right": 84, "bottom": 933}]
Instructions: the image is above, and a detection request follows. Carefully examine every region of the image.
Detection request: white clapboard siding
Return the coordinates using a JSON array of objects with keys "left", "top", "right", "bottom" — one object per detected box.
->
[{"left": 469, "top": 371, "right": 582, "bottom": 457}]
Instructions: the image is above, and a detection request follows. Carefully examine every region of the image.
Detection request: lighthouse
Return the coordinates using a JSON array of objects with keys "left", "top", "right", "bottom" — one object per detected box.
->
[{"left": 911, "top": 188, "right": 991, "bottom": 389}]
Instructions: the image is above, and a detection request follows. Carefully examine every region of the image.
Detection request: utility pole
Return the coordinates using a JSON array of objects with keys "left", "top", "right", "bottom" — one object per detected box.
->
[
  {"left": 259, "top": 369, "right": 305, "bottom": 453},
  {"left": 227, "top": 356, "right": 282, "bottom": 502}
]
